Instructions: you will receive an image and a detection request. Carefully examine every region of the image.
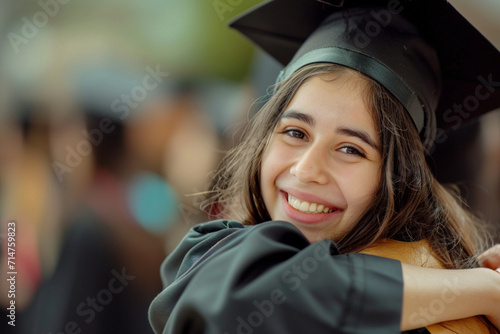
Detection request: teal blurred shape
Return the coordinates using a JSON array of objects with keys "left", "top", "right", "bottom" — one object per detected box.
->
[{"left": 127, "top": 171, "right": 179, "bottom": 235}]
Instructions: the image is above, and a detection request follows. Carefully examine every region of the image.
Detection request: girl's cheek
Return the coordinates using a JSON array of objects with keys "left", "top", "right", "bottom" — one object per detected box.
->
[{"left": 273, "top": 142, "right": 299, "bottom": 160}]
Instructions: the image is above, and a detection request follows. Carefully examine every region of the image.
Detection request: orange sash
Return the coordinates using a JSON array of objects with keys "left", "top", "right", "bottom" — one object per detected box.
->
[{"left": 360, "top": 239, "right": 495, "bottom": 333}]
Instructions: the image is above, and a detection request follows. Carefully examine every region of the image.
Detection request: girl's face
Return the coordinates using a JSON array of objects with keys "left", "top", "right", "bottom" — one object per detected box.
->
[{"left": 260, "top": 72, "right": 382, "bottom": 243}]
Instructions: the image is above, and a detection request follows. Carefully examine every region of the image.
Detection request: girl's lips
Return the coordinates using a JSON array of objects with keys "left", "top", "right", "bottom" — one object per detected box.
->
[{"left": 280, "top": 191, "right": 342, "bottom": 225}]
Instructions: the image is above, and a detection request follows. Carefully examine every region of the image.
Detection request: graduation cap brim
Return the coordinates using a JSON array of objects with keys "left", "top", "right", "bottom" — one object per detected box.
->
[{"left": 229, "top": 0, "right": 500, "bottom": 142}]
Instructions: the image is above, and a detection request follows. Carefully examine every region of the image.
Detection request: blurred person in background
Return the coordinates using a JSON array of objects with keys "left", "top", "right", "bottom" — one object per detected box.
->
[
  {"left": 12, "top": 65, "right": 166, "bottom": 333},
  {"left": 0, "top": 99, "right": 61, "bottom": 321},
  {"left": 0, "top": 1, "right": 259, "bottom": 333}
]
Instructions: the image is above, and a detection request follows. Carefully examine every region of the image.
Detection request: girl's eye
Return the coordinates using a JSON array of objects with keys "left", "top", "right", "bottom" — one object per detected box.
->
[
  {"left": 282, "top": 129, "right": 307, "bottom": 140},
  {"left": 339, "top": 146, "right": 366, "bottom": 158}
]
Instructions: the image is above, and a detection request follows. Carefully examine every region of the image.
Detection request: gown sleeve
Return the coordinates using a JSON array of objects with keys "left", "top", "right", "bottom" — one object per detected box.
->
[{"left": 149, "top": 220, "right": 404, "bottom": 334}]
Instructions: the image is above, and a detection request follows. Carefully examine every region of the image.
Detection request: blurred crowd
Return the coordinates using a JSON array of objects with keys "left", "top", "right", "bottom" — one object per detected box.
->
[{"left": 0, "top": 0, "right": 499, "bottom": 333}]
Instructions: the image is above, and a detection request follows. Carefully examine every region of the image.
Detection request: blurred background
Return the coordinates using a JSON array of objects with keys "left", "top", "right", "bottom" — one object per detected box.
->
[{"left": 0, "top": 0, "right": 498, "bottom": 333}]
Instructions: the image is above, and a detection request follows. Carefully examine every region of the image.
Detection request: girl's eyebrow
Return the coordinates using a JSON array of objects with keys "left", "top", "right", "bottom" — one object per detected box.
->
[{"left": 281, "top": 110, "right": 315, "bottom": 126}]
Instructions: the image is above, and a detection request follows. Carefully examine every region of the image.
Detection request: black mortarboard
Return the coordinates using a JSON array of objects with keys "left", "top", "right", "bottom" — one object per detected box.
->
[{"left": 230, "top": 0, "right": 500, "bottom": 150}]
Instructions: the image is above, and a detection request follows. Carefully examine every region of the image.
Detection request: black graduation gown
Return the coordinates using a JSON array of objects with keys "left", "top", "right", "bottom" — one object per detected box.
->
[{"left": 149, "top": 220, "right": 405, "bottom": 334}]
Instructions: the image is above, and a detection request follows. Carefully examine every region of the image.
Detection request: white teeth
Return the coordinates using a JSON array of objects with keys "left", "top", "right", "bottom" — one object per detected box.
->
[{"left": 287, "top": 194, "right": 335, "bottom": 214}]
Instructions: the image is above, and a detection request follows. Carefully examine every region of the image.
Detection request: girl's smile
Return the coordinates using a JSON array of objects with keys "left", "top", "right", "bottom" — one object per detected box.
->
[
  {"left": 260, "top": 71, "right": 383, "bottom": 243},
  {"left": 281, "top": 190, "right": 343, "bottom": 225}
]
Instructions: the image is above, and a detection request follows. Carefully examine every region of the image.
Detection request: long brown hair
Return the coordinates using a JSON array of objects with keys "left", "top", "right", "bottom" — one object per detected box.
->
[{"left": 205, "top": 63, "right": 491, "bottom": 269}]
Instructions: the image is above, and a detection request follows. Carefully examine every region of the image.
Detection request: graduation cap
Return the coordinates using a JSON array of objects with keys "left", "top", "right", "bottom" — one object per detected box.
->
[{"left": 229, "top": 0, "right": 500, "bottom": 150}]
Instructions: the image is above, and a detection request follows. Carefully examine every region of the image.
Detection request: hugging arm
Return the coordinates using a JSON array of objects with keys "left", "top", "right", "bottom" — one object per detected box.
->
[
  {"left": 150, "top": 220, "right": 403, "bottom": 333},
  {"left": 149, "top": 221, "right": 500, "bottom": 333},
  {"left": 401, "top": 263, "right": 500, "bottom": 331}
]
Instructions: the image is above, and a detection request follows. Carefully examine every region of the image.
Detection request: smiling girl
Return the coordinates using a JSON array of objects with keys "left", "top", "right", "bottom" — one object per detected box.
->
[
  {"left": 149, "top": 2, "right": 500, "bottom": 333},
  {"left": 149, "top": 63, "right": 500, "bottom": 334}
]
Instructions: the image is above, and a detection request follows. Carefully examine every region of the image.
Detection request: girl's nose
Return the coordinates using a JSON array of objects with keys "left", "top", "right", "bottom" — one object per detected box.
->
[{"left": 290, "top": 146, "right": 329, "bottom": 185}]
